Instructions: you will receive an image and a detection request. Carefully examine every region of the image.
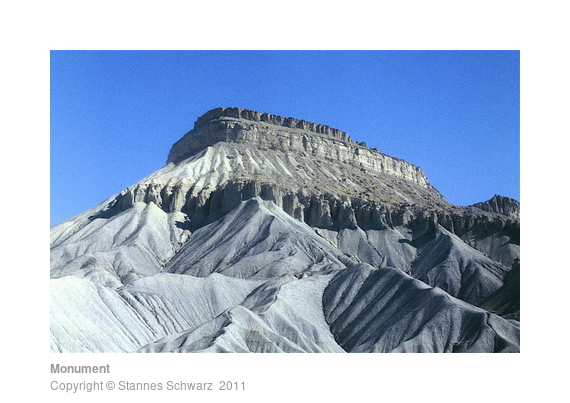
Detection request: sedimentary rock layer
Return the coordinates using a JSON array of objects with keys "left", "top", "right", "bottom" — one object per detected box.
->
[{"left": 167, "top": 108, "right": 430, "bottom": 189}]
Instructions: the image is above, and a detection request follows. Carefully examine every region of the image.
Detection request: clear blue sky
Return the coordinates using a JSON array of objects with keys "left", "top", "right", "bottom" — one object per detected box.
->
[{"left": 50, "top": 50, "right": 519, "bottom": 226}]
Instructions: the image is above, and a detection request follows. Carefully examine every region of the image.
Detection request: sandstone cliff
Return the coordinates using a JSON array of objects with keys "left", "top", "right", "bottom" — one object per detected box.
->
[{"left": 167, "top": 107, "right": 430, "bottom": 189}]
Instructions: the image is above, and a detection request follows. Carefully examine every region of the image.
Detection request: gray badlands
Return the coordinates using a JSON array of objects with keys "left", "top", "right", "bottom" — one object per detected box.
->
[{"left": 50, "top": 107, "right": 520, "bottom": 353}]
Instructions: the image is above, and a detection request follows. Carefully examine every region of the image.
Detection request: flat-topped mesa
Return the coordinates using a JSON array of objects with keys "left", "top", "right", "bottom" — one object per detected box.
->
[
  {"left": 194, "top": 107, "right": 351, "bottom": 142},
  {"left": 167, "top": 107, "right": 431, "bottom": 189}
]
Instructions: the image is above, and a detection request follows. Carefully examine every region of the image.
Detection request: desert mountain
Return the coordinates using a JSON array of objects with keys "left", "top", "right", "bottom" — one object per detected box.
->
[{"left": 50, "top": 107, "right": 520, "bottom": 353}]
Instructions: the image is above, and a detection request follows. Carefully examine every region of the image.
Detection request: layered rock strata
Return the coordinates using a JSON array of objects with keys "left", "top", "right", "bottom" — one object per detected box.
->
[
  {"left": 167, "top": 107, "right": 429, "bottom": 189},
  {"left": 110, "top": 108, "right": 519, "bottom": 250},
  {"left": 83, "top": 108, "right": 519, "bottom": 268},
  {"left": 193, "top": 107, "right": 350, "bottom": 140}
]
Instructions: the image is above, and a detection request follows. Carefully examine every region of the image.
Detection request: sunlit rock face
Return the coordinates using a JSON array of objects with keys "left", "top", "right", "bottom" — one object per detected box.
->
[
  {"left": 167, "top": 107, "right": 431, "bottom": 188},
  {"left": 50, "top": 108, "right": 520, "bottom": 353}
]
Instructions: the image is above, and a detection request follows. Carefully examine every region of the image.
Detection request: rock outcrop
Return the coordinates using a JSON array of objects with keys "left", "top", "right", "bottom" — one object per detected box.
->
[
  {"left": 193, "top": 107, "right": 350, "bottom": 140},
  {"left": 167, "top": 107, "right": 430, "bottom": 189},
  {"left": 471, "top": 194, "right": 520, "bottom": 220}
]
